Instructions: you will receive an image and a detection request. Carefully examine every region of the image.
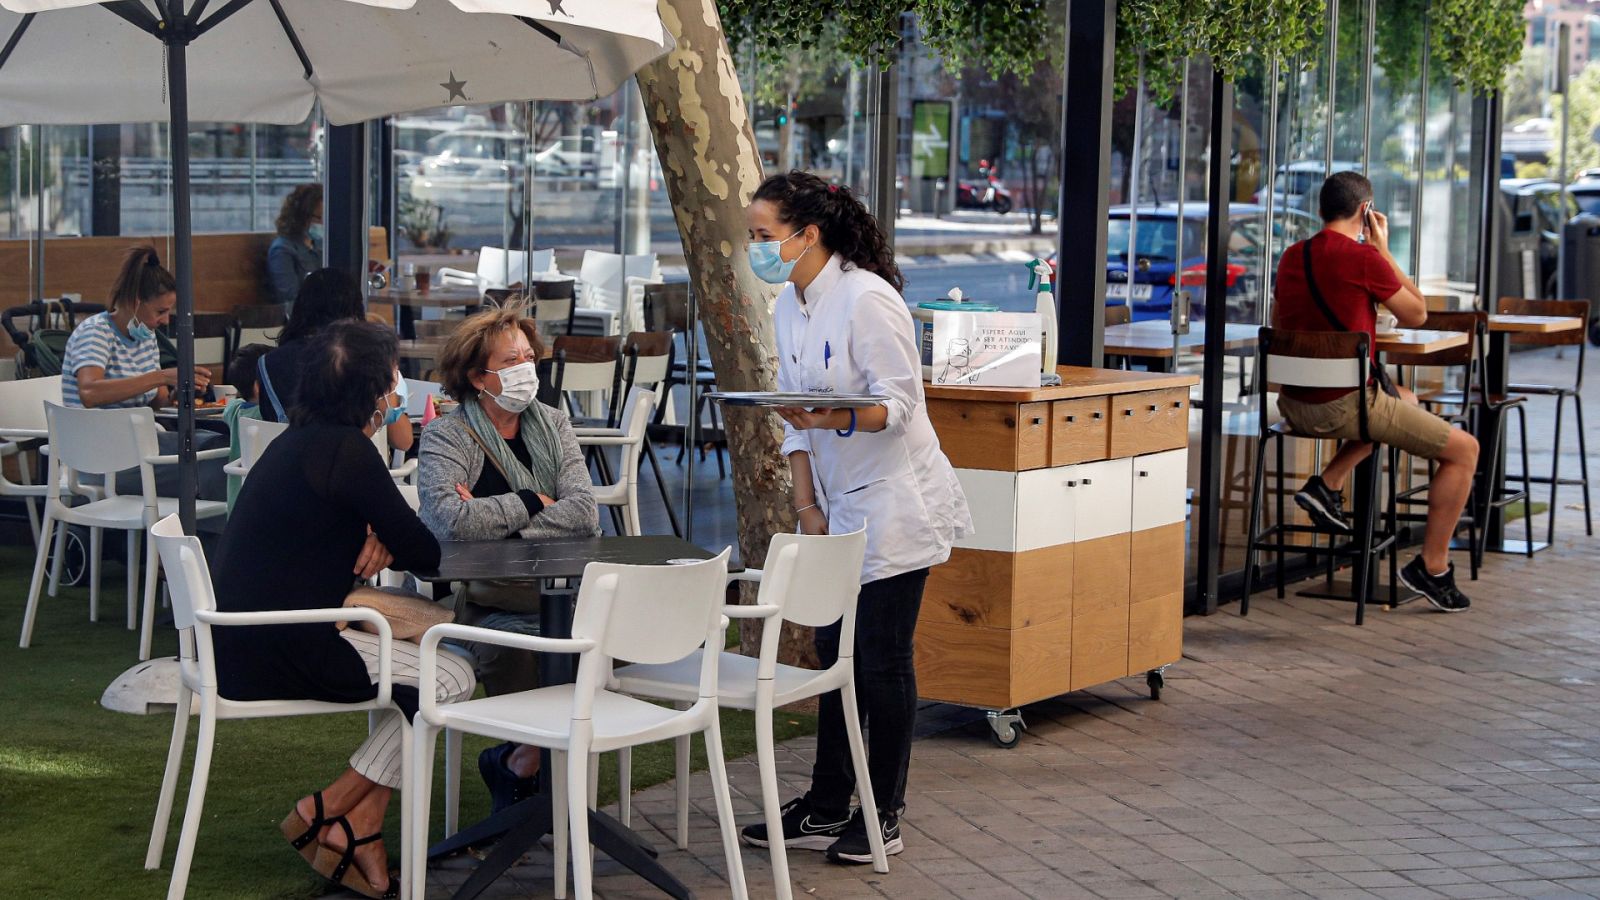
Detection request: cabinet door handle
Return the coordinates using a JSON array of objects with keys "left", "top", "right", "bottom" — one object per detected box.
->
[
  {"left": 1092, "top": 411, "right": 1103, "bottom": 419},
  {"left": 1148, "top": 403, "right": 1158, "bottom": 411},
  {"left": 1172, "top": 400, "right": 1183, "bottom": 408},
  {"left": 1031, "top": 416, "right": 1042, "bottom": 425},
  {"left": 1064, "top": 414, "right": 1076, "bottom": 423},
  {"left": 1124, "top": 409, "right": 1133, "bottom": 416},
  {"left": 1065, "top": 480, "right": 1078, "bottom": 487},
  {"left": 1081, "top": 478, "right": 1093, "bottom": 485},
  {"left": 1138, "top": 470, "right": 1149, "bottom": 477}
]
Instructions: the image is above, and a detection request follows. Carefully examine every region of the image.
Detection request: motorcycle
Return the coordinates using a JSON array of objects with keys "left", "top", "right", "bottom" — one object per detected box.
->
[{"left": 955, "top": 163, "right": 1013, "bottom": 214}]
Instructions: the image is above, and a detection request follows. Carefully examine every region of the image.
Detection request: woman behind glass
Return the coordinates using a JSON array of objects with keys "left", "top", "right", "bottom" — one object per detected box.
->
[{"left": 266, "top": 182, "right": 323, "bottom": 309}]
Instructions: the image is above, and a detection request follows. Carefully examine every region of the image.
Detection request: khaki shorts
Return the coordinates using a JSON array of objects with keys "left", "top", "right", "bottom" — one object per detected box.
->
[{"left": 1277, "top": 389, "right": 1453, "bottom": 459}]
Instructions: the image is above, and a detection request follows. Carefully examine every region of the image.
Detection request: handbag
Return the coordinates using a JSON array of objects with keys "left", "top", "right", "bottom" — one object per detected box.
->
[
  {"left": 342, "top": 585, "right": 454, "bottom": 641},
  {"left": 1301, "top": 240, "right": 1400, "bottom": 398}
]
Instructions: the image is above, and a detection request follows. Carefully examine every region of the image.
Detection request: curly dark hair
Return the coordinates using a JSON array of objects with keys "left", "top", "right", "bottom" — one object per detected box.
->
[
  {"left": 290, "top": 319, "right": 398, "bottom": 429},
  {"left": 109, "top": 245, "right": 177, "bottom": 311},
  {"left": 275, "top": 182, "right": 323, "bottom": 240},
  {"left": 278, "top": 267, "right": 365, "bottom": 344},
  {"left": 752, "top": 171, "right": 904, "bottom": 293}
]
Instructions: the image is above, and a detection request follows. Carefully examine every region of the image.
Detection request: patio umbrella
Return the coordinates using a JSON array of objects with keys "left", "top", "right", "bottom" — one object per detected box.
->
[{"left": 0, "top": 0, "right": 671, "bottom": 530}]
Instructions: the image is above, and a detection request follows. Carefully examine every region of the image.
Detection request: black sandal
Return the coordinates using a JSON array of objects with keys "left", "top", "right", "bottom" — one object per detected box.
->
[
  {"left": 311, "top": 817, "right": 397, "bottom": 899},
  {"left": 278, "top": 790, "right": 330, "bottom": 864}
]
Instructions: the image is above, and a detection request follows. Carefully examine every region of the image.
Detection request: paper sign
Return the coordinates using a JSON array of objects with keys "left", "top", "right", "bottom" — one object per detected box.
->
[{"left": 931, "top": 311, "right": 1042, "bottom": 388}]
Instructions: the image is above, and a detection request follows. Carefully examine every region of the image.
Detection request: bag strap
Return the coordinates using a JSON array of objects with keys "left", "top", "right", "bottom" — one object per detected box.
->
[
  {"left": 257, "top": 354, "right": 288, "bottom": 422},
  {"left": 1301, "top": 239, "right": 1350, "bottom": 332},
  {"left": 462, "top": 422, "right": 515, "bottom": 486},
  {"left": 1303, "top": 238, "right": 1399, "bottom": 397}
]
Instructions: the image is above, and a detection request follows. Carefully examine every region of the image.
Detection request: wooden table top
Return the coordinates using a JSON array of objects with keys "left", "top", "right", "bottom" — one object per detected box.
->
[
  {"left": 924, "top": 365, "right": 1198, "bottom": 403},
  {"left": 1102, "top": 321, "right": 1261, "bottom": 357},
  {"left": 1374, "top": 328, "right": 1469, "bottom": 354},
  {"left": 1487, "top": 314, "right": 1584, "bottom": 334},
  {"left": 370, "top": 285, "right": 484, "bottom": 308}
]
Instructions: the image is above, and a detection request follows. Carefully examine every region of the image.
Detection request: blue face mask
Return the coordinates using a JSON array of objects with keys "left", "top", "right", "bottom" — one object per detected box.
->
[
  {"left": 748, "top": 231, "right": 809, "bottom": 284},
  {"left": 381, "top": 371, "right": 407, "bottom": 426},
  {"left": 127, "top": 320, "right": 155, "bottom": 342},
  {"left": 307, "top": 223, "right": 324, "bottom": 245}
]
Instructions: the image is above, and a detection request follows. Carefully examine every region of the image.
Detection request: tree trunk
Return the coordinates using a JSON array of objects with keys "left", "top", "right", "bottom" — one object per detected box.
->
[{"left": 637, "top": 0, "right": 817, "bottom": 667}]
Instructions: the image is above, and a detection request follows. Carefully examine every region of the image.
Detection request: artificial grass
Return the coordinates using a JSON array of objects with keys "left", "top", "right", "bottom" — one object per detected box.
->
[{"left": 0, "top": 545, "right": 814, "bottom": 898}]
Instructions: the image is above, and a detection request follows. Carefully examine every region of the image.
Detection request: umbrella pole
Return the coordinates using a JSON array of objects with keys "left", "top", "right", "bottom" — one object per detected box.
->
[{"left": 167, "top": 32, "right": 198, "bottom": 534}]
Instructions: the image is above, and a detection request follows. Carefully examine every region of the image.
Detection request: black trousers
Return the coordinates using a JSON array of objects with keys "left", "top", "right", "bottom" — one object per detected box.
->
[{"left": 805, "top": 567, "right": 928, "bottom": 818}]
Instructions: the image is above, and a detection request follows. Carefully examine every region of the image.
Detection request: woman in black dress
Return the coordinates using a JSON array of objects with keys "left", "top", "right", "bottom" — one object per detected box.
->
[{"left": 212, "top": 319, "right": 474, "bottom": 898}]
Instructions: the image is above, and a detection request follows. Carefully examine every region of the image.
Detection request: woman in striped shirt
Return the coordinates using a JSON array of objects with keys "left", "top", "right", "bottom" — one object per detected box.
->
[{"left": 62, "top": 246, "right": 211, "bottom": 408}]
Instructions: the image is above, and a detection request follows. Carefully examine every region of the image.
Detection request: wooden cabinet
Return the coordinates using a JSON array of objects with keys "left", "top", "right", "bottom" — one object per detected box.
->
[{"left": 916, "top": 367, "right": 1198, "bottom": 713}]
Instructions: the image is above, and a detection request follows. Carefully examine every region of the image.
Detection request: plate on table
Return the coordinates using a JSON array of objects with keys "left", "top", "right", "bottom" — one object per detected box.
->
[
  {"left": 157, "top": 404, "right": 227, "bottom": 417},
  {"left": 706, "top": 391, "right": 888, "bottom": 409}
]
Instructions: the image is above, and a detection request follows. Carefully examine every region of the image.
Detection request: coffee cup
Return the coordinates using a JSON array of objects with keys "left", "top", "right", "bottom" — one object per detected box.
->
[{"left": 1375, "top": 310, "right": 1397, "bottom": 333}]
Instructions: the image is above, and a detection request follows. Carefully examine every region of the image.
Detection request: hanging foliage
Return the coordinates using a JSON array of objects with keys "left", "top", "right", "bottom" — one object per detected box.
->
[
  {"left": 1429, "top": 0, "right": 1526, "bottom": 94},
  {"left": 717, "top": 0, "right": 1053, "bottom": 79},
  {"left": 1113, "top": 0, "right": 1324, "bottom": 102}
]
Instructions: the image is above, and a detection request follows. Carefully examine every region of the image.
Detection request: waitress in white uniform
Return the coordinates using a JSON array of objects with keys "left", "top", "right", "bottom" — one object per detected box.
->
[{"left": 739, "top": 171, "right": 970, "bottom": 865}]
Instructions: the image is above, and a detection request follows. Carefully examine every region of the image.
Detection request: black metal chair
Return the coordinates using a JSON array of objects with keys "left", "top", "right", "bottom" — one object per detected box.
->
[
  {"left": 1409, "top": 310, "right": 1534, "bottom": 571},
  {"left": 1498, "top": 297, "right": 1591, "bottom": 545},
  {"left": 643, "top": 282, "right": 726, "bottom": 477},
  {"left": 1240, "top": 328, "right": 1398, "bottom": 625}
]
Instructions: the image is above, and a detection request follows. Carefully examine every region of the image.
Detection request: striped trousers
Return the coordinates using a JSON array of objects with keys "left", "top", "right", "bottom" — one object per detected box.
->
[{"left": 341, "top": 629, "right": 476, "bottom": 788}]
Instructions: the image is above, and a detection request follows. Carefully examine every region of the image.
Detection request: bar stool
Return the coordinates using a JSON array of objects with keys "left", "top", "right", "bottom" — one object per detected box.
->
[
  {"left": 1497, "top": 297, "right": 1591, "bottom": 545},
  {"left": 1240, "top": 328, "right": 1398, "bottom": 625},
  {"left": 1411, "top": 311, "right": 1534, "bottom": 570}
]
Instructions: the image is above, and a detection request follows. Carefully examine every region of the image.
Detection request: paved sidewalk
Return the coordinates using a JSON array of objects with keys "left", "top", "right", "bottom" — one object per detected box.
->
[{"left": 416, "top": 348, "right": 1600, "bottom": 900}]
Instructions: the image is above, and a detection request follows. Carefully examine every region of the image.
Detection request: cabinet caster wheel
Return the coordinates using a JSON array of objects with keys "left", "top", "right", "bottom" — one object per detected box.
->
[
  {"left": 986, "top": 710, "right": 1025, "bottom": 748},
  {"left": 1147, "top": 669, "right": 1165, "bottom": 701}
]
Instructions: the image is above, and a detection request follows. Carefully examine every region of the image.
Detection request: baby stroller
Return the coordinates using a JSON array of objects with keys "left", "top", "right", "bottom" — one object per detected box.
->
[
  {"left": 3, "top": 297, "right": 106, "bottom": 380},
  {"left": 3, "top": 298, "right": 107, "bottom": 587}
]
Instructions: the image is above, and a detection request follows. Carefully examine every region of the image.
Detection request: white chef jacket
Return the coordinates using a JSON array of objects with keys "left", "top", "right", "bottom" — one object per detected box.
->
[{"left": 775, "top": 253, "right": 972, "bottom": 584}]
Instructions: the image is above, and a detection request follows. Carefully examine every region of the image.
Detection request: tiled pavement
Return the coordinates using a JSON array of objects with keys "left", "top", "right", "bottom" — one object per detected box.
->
[{"left": 414, "top": 347, "right": 1600, "bottom": 899}]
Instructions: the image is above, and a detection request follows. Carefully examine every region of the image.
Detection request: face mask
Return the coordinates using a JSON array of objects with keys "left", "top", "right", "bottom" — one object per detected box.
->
[
  {"left": 307, "top": 223, "right": 324, "bottom": 244},
  {"left": 378, "top": 370, "right": 407, "bottom": 426},
  {"left": 483, "top": 361, "right": 539, "bottom": 414},
  {"left": 748, "top": 230, "right": 809, "bottom": 284},
  {"left": 127, "top": 318, "right": 155, "bottom": 342}
]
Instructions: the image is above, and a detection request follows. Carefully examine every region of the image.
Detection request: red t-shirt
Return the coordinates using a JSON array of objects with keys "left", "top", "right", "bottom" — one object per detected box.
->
[{"left": 1273, "top": 230, "right": 1403, "bottom": 402}]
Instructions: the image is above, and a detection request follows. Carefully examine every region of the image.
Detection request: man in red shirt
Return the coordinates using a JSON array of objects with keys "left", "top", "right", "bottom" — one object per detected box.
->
[{"left": 1273, "top": 171, "right": 1479, "bottom": 612}]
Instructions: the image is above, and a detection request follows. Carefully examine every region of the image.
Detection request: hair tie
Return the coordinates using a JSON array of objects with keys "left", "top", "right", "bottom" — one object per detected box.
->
[{"left": 828, "top": 184, "right": 838, "bottom": 193}]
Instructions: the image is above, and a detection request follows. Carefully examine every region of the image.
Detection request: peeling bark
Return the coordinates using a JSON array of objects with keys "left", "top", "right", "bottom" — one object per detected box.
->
[{"left": 638, "top": 0, "right": 816, "bottom": 667}]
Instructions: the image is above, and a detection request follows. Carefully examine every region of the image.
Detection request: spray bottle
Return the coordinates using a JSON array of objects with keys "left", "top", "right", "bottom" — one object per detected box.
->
[{"left": 1027, "top": 259, "right": 1060, "bottom": 379}]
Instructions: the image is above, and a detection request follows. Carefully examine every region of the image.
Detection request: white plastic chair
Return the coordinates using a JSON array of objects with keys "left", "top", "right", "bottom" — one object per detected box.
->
[
  {"left": 575, "top": 388, "right": 657, "bottom": 536},
  {"left": 577, "top": 251, "right": 659, "bottom": 335},
  {"left": 141, "top": 514, "right": 413, "bottom": 900},
  {"left": 19, "top": 404, "right": 228, "bottom": 661},
  {"left": 410, "top": 550, "right": 747, "bottom": 900},
  {"left": 0, "top": 375, "right": 67, "bottom": 543},
  {"left": 221, "top": 417, "right": 290, "bottom": 482},
  {"left": 437, "top": 247, "right": 557, "bottom": 292},
  {"left": 611, "top": 529, "right": 887, "bottom": 898},
  {"left": 372, "top": 420, "right": 419, "bottom": 484}
]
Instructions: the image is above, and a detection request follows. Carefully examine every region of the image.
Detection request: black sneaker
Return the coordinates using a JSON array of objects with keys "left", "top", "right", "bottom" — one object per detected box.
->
[
  {"left": 478, "top": 742, "right": 536, "bottom": 815},
  {"left": 741, "top": 797, "right": 851, "bottom": 851},
  {"left": 824, "top": 808, "right": 904, "bottom": 865},
  {"left": 1295, "top": 475, "right": 1352, "bottom": 534},
  {"left": 1397, "top": 557, "right": 1471, "bottom": 612}
]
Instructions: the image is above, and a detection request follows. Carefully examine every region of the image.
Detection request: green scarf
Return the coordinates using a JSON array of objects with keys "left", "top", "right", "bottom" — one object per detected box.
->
[{"left": 462, "top": 397, "right": 563, "bottom": 498}]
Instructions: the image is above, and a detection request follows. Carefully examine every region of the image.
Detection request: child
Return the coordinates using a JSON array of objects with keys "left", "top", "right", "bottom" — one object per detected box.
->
[{"left": 223, "top": 343, "right": 273, "bottom": 511}]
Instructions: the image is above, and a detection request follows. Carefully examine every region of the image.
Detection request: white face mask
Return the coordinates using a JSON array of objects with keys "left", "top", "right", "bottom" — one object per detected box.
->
[{"left": 483, "top": 361, "right": 539, "bottom": 414}]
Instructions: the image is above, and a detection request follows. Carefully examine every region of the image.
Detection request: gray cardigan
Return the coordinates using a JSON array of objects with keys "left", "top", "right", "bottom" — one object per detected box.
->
[{"left": 418, "top": 405, "right": 600, "bottom": 541}]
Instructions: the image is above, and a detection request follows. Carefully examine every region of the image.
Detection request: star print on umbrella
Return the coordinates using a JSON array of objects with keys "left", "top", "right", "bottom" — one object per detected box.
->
[{"left": 440, "top": 72, "right": 469, "bottom": 103}]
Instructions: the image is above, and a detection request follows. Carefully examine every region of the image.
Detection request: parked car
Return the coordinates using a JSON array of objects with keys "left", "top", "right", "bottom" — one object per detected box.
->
[
  {"left": 1069, "top": 204, "right": 1318, "bottom": 323},
  {"left": 1569, "top": 171, "right": 1600, "bottom": 216},
  {"left": 1253, "top": 160, "right": 1364, "bottom": 212}
]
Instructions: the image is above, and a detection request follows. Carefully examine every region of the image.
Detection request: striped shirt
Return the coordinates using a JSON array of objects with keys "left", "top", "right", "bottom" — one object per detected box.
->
[{"left": 61, "top": 312, "right": 161, "bottom": 408}]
